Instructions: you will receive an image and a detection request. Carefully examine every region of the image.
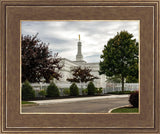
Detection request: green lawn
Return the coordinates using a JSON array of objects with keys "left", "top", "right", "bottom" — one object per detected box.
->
[
  {"left": 111, "top": 107, "right": 138, "bottom": 113},
  {"left": 22, "top": 101, "right": 36, "bottom": 104}
]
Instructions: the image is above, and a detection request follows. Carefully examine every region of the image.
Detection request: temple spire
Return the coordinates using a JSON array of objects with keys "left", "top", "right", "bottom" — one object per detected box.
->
[{"left": 76, "top": 34, "right": 83, "bottom": 61}]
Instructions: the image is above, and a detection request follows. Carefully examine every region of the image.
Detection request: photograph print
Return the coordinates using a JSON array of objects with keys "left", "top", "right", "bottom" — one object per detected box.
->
[{"left": 21, "top": 20, "right": 139, "bottom": 113}]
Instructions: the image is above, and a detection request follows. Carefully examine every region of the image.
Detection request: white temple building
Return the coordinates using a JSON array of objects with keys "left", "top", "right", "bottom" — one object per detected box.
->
[{"left": 54, "top": 35, "right": 106, "bottom": 88}]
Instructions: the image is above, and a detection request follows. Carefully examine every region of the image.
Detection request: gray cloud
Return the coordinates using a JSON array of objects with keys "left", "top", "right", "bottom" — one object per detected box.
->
[{"left": 22, "top": 20, "right": 139, "bottom": 63}]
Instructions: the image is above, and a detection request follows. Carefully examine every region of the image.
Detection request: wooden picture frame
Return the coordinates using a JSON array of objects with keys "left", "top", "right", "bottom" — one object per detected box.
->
[{"left": 0, "top": 0, "right": 159, "bottom": 133}]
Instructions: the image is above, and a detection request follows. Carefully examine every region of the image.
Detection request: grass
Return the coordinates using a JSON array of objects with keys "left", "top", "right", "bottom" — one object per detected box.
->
[
  {"left": 111, "top": 107, "right": 138, "bottom": 113},
  {"left": 22, "top": 101, "right": 36, "bottom": 104},
  {"left": 107, "top": 90, "right": 136, "bottom": 94}
]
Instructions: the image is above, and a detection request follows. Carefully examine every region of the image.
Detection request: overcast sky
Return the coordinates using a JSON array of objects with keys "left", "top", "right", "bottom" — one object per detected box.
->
[{"left": 21, "top": 21, "right": 139, "bottom": 63}]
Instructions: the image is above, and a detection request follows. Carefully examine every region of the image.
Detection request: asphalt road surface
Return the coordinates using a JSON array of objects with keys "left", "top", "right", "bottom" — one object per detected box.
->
[{"left": 22, "top": 96, "right": 129, "bottom": 113}]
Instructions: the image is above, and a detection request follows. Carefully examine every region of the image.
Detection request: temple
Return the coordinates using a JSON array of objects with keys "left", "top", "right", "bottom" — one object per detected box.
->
[{"left": 54, "top": 35, "right": 106, "bottom": 89}]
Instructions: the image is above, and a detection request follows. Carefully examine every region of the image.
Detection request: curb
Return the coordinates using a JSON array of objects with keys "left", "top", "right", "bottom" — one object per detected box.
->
[{"left": 108, "top": 105, "right": 131, "bottom": 113}]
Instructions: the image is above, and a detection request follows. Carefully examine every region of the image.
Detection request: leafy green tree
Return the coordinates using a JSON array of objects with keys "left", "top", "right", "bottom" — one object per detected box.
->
[
  {"left": 126, "top": 76, "right": 138, "bottom": 83},
  {"left": 87, "top": 82, "right": 96, "bottom": 95},
  {"left": 22, "top": 80, "right": 35, "bottom": 100},
  {"left": 107, "top": 75, "right": 121, "bottom": 83},
  {"left": 126, "top": 62, "right": 138, "bottom": 83},
  {"left": 100, "top": 31, "right": 138, "bottom": 91},
  {"left": 46, "top": 82, "right": 60, "bottom": 97},
  {"left": 69, "top": 83, "right": 79, "bottom": 96}
]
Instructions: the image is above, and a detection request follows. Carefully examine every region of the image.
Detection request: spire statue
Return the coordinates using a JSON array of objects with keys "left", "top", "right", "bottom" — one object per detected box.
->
[{"left": 76, "top": 34, "right": 83, "bottom": 61}]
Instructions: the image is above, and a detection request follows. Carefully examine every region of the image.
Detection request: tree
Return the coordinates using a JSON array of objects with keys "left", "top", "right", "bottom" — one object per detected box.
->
[
  {"left": 126, "top": 62, "right": 138, "bottom": 83},
  {"left": 99, "top": 31, "right": 138, "bottom": 92},
  {"left": 22, "top": 34, "right": 63, "bottom": 83},
  {"left": 107, "top": 75, "right": 121, "bottom": 83},
  {"left": 67, "top": 67, "right": 98, "bottom": 89},
  {"left": 22, "top": 80, "right": 35, "bottom": 100},
  {"left": 126, "top": 75, "right": 138, "bottom": 83},
  {"left": 87, "top": 81, "right": 96, "bottom": 95},
  {"left": 69, "top": 83, "right": 79, "bottom": 96},
  {"left": 46, "top": 82, "right": 60, "bottom": 97}
]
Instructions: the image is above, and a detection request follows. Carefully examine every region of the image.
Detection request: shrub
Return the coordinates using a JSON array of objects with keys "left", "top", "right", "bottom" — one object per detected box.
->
[
  {"left": 95, "top": 87, "right": 98, "bottom": 93},
  {"left": 46, "top": 82, "right": 60, "bottom": 97},
  {"left": 82, "top": 89, "right": 88, "bottom": 95},
  {"left": 70, "top": 83, "right": 79, "bottom": 96},
  {"left": 129, "top": 91, "right": 139, "bottom": 108},
  {"left": 96, "top": 87, "right": 103, "bottom": 95},
  {"left": 38, "top": 90, "right": 46, "bottom": 98},
  {"left": 22, "top": 80, "right": 35, "bottom": 100},
  {"left": 63, "top": 88, "right": 70, "bottom": 96},
  {"left": 87, "top": 82, "right": 96, "bottom": 95},
  {"left": 99, "top": 87, "right": 103, "bottom": 94},
  {"left": 107, "top": 90, "right": 135, "bottom": 94}
]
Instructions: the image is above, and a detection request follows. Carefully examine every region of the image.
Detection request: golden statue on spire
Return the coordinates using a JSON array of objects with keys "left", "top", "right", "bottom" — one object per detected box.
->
[{"left": 79, "top": 34, "right": 80, "bottom": 41}]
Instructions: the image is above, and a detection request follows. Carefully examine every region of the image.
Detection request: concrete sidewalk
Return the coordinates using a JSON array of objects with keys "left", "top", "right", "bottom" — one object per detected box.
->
[{"left": 29, "top": 95, "right": 129, "bottom": 105}]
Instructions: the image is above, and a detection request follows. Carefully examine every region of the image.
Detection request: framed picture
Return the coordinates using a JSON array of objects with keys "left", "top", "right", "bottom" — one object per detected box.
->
[
  {"left": 21, "top": 20, "right": 140, "bottom": 114},
  {"left": 0, "top": 0, "right": 159, "bottom": 133}
]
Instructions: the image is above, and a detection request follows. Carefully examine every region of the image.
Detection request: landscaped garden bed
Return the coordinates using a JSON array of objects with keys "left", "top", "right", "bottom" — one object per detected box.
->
[
  {"left": 109, "top": 91, "right": 139, "bottom": 113},
  {"left": 107, "top": 90, "right": 136, "bottom": 94},
  {"left": 111, "top": 106, "right": 138, "bottom": 113},
  {"left": 22, "top": 101, "right": 36, "bottom": 104},
  {"left": 22, "top": 80, "right": 107, "bottom": 101},
  {"left": 22, "top": 101, "right": 38, "bottom": 107},
  {"left": 23, "top": 94, "right": 110, "bottom": 101}
]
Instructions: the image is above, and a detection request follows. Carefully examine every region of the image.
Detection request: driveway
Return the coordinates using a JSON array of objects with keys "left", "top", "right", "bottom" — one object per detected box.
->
[{"left": 22, "top": 95, "right": 130, "bottom": 113}]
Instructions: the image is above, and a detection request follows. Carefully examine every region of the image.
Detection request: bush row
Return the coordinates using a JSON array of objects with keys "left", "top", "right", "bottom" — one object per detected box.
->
[
  {"left": 22, "top": 81, "right": 101, "bottom": 100},
  {"left": 22, "top": 80, "right": 139, "bottom": 108},
  {"left": 22, "top": 80, "right": 60, "bottom": 100},
  {"left": 63, "top": 82, "right": 103, "bottom": 96}
]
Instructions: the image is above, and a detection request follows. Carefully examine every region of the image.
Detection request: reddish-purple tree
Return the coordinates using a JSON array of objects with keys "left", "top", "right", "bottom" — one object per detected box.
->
[
  {"left": 67, "top": 67, "right": 98, "bottom": 88},
  {"left": 22, "top": 34, "right": 63, "bottom": 83}
]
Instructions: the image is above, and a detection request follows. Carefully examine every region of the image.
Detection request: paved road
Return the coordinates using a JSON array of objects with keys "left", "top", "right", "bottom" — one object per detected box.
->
[
  {"left": 22, "top": 96, "right": 130, "bottom": 113},
  {"left": 29, "top": 95, "right": 129, "bottom": 105}
]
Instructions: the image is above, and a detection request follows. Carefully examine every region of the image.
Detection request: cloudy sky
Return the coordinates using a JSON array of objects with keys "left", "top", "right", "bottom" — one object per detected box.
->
[{"left": 21, "top": 21, "right": 139, "bottom": 63}]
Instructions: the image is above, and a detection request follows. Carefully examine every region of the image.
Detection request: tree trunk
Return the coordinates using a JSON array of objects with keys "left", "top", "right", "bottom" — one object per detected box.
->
[{"left": 122, "top": 76, "right": 124, "bottom": 92}]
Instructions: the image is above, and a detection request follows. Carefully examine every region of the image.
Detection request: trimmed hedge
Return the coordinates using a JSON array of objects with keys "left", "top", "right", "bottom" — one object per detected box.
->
[
  {"left": 70, "top": 83, "right": 79, "bottom": 96},
  {"left": 82, "top": 89, "right": 88, "bottom": 95},
  {"left": 95, "top": 87, "right": 103, "bottom": 95},
  {"left": 63, "top": 88, "right": 70, "bottom": 96},
  {"left": 46, "top": 82, "right": 60, "bottom": 97},
  {"left": 129, "top": 91, "right": 139, "bottom": 108},
  {"left": 87, "top": 82, "right": 96, "bottom": 95},
  {"left": 38, "top": 90, "right": 46, "bottom": 98},
  {"left": 22, "top": 80, "right": 35, "bottom": 100},
  {"left": 108, "top": 90, "right": 135, "bottom": 94}
]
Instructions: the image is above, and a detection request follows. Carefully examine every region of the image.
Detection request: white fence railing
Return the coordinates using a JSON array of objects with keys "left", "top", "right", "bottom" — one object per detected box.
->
[
  {"left": 103, "top": 83, "right": 139, "bottom": 93},
  {"left": 31, "top": 82, "right": 139, "bottom": 97}
]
